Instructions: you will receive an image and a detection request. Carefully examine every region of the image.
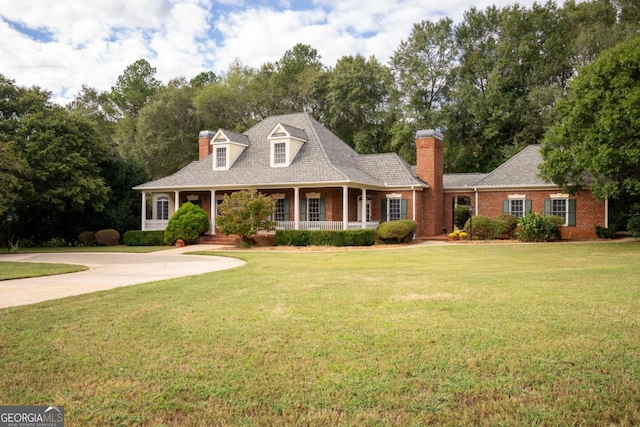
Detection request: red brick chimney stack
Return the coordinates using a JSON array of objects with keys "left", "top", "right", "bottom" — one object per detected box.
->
[
  {"left": 198, "top": 130, "right": 215, "bottom": 160},
  {"left": 415, "top": 129, "right": 444, "bottom": 236}
]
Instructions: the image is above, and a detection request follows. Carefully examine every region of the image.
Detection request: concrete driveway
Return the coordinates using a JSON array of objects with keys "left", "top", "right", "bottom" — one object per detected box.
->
[{"left": 0, "top": 245, "right": 245, "bottom": 309}]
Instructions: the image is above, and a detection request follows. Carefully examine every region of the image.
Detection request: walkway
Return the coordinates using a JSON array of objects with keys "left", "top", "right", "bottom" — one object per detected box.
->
[{"left": 0, "top": 245, "right": 244, "bottom": 309}]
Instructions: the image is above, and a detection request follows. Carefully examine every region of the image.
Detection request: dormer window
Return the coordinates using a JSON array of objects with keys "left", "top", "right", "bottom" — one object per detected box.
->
[
  {"left": 210, "top": 129, "right": 249, "bottom": 171},
  {"left": 273, "top": 142, "right": 286, "bottom": 165},
  {"left": 268, "top": 123, "right": 307, "bottom": 168},
  {"left": 215, "top": 146, "right": 227, "bottom": 169}
]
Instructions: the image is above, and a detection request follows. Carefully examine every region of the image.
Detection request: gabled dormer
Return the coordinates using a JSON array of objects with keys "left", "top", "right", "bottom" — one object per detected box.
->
[
  {"left": 211, "top": 129, "right": 249, "bottom": 170},
  {"left": 268, "top": 123, "right": 307, "bottom": 167}
]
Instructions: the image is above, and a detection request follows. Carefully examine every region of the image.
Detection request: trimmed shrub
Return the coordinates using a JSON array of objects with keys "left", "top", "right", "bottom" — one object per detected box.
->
[
  {"left": 595, "top": 224, "right": 616, "bottom": 239},
  {"left": 517, "top": 213, "right": 561, "bottom": 242},
  {"left": 78, "top": 231, "right": 96, "bottom": 246},
  {"left": 464, "top": 215, "right": 495, "bottom": 240},
  {"left": 376, "top": 220, "right": 417, "bottom": 244},
  {"left": 164, "top": 202, "right": 210, "bottom": 245},
  {"left": 494, "top": 214, "right": 518, "bottom": 239},
  {"left": 275, "top": 229, "right": 375, "bottom": 247},
  {"left": 95, "top": 229, "right": 121, "bottom": 246},
  {"left": 123, "top": 230, "right": 166, "bottom": 246},
  {"left": 454, "top": 205, "right": 471, "bottom": 228}
]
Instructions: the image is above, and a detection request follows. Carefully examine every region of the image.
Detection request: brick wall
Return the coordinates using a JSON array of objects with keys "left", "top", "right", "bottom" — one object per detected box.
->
[
  {"left": 415, "top": 130, "right": 444, "bottom": 236},
  {"left": 444, "top": 189, "right": 606, "bottom": 239}
]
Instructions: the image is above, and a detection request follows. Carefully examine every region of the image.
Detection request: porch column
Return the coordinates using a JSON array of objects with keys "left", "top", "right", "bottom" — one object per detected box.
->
[
  {"left": 174, "top": 191, "right": 180, "bottom": 215},
  {"left": 210, "top": 190, "right": 216, "bottom": 234},
  {"left": 412, "top": 188, "right": 416, "bottom": 222},
  {"left": 361, "top": 188, "right": 367, "bottom": 229},
  {"left": 141, "top": 192, "right": 147, "bottom": 231},
  {"left": 294, "top": 187, "right": 300, "bottom": 230},
  {"left": 343, "top": 186, "right": 349, "bottom": 230}
]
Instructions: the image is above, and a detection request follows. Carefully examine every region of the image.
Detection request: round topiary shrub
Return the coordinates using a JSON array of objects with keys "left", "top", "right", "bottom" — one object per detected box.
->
[
  {"left": 95, "top": 229, "right": 121, "bottom": 246},
  {"left": 78, "top": 231, "right": 96, "bottom": 246},
  {"left": 376, "top": 220, "right": 417, "bottom": 244},
  {"left": 163, "top": 202, "right": 210, "bottom": 245},
  {"left": 464, "top": 215, "right": 496, "bottom": 240}
]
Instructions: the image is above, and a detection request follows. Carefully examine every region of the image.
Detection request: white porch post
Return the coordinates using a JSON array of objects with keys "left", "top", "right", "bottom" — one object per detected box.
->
[
  {"left": 141, "top": 192, "right": 147, "bottom": 231},
  {"left": 412, "top": 188, "right": 416, "bottom": 222},
  {"left": 361, "top": 188, "right": 367, "bottom": 229},
  {"left": 174, "top": 191, "right": 180, "bottom": 215},
  {"left": 294, "top": 187, "right": 300, "bottom": 230},
  {"left": 210, "top": 190, "right": 216, "bottom": 234},
  {"left": 343, "top": 186, "right": 349, "bottom": 230}
]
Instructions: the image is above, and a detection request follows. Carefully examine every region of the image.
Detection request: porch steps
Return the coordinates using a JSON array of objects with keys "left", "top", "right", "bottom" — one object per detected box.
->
[{"left": 198, "top": 234, "right": 241, "bottom": 246}]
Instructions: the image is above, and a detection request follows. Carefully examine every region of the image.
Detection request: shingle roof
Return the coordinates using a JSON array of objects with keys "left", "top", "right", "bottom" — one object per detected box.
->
[
  {"left": 473, "top": 145, "right": 551, "bottom": 187},
  {"left": 218, "top": 129, "right": 250, "bottom": 145},
  {"left": 443, "top": 173, "right": 488, "bottom": 189},
  {"left": 135, "top": 112, "right": 426, "bottom": 190},
  {"left": 442, "top": 146, "right": 553, "bottom": 189}
]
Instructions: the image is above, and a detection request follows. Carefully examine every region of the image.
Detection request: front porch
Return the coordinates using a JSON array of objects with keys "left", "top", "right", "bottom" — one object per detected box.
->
[{"left": 140, "top": 185, "right": 419, "bottom": 236}]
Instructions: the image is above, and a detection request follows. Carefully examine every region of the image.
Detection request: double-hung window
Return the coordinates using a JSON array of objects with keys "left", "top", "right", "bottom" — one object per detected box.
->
[
  {"left": 509, "top": 199, "right": 525, "bottom": 217},
  {"left": 274, "top": 199, "right": 286, "bottom": 222},
  {"left": 157, "top": 196, "right": 169, "bottom": 220},
  {"left": 552, "top": 199, "right": 567, "bottom": 224},
  {"left": 273, "top": 142, "right": 286, "bottom": 165},
  {"left": 388, "top": 198, "right": 402, "bottom": 221},
  {"left": 215, "top": 147, "right": 227, "bottom": 169},
  {"left": 308, "top": 198, "right": 321, "bottom": 222},
  {"left": 544, "top": 196, "right": 576, "bottom": 226}
]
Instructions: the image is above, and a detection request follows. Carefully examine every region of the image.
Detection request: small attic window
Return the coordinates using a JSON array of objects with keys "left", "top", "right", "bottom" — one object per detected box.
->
[
  {"left": 273, "top": 142, "right": 286, "bottom": 164},
  {"left": 268, "top": 123, "right": 307, "bottom": 168}
]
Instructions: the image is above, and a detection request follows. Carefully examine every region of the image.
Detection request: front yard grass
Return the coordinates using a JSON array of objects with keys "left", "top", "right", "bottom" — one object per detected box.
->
[
  {"left": 1, "top": 242, "right": 639, "bottom": 426},
  {"left": 0, "top": 262, "right": 86, "bottom": 280}
]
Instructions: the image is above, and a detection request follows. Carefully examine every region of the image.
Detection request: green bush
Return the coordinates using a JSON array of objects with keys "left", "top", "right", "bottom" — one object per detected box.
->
[
  {"left": 275, "top": 229, "right": 375, "bottom": 247},
  {"left": 517, "top": 213, "right": 561, "bottom": 242},
  {"left": 78, "top": 231, "right": 96, "bottom": 246},
  {"left": 494, "top": 214, "right": 518, "bottom": 239},
  {"left": 164, "top": 202, "right": 210, "bottom": 245},
  {"left": 376, "top": 220, "right": 417, "bottom": 244},
  {"left": 454, "top": 205, "right": 471, "bottom": 228},
  {"left": 627, "top": 204, "right": 640, "bottom": 237},
  {"left": 95, "top": 229, "right": 121, "bottom": 246},
  {"left": 595, "top": 224, "right": 616, "bottom": 239},
  {"left": 464, "top": 215, "right": 495, "bottom": 240},
  {"left": 123, "top": 230, "right": 167, "bottom": 246},
  {"left": 43, "top": 237, "right": 68, "bottom": 247}
]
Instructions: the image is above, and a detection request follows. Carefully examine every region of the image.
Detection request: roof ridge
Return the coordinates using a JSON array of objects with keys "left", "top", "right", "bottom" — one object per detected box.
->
[{"left": 302, "top": 114, "right": 350, "bottom": 182}]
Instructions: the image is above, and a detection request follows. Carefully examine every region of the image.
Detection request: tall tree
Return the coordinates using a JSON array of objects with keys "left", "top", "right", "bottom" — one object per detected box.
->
[
  {"left": 540, "top": 36, "right": 640, "bottom": 201},
  {"left": 390, "top": 18, "right": 457, "bottom": 163},
  {"left": 109, "top": 59, "right": 163, "bottom": 118},
  {"left": 271, "top": 43, "right": 324, "bottom": 113},
  {"left": 135, "top": 84, "right": 201, "bottom": 178},
  {"left": 323, "top": 55, "right": 395, "bottom": 154}
]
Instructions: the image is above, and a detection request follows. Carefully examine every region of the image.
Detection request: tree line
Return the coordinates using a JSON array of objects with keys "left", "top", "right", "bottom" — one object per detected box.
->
[{"left": 1, "top": 0, "right": 638, "bottom": 244}]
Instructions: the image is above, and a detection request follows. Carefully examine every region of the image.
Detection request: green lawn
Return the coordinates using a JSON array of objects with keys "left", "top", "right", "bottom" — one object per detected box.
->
[
  {"left": 1, "top": 242, "right": 639, "bottom": 426},
  {"left": 0, "top": 262, "right": 86, "bottom": 280}
]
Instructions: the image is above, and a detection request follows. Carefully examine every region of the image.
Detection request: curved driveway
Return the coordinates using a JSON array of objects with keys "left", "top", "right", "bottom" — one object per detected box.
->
[{"left": 0, "top": 246, "right": 245, "bottom": 309}]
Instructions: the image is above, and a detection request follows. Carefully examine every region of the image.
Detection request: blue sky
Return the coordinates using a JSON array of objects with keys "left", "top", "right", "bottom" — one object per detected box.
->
[{"left": 0, "top": 0, "right": 559, "bottom": 105}]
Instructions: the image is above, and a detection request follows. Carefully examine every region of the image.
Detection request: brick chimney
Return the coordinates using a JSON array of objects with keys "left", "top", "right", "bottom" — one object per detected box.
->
[
  {"left": 198, "top": 130, "right": 214, "bottom": 160},
  {"left": 416, "top": 129, "right": 444, "bottom": 236}
]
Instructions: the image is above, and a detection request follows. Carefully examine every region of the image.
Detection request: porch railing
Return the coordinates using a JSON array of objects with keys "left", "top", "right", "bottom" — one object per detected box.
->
[
  {"left": 144, "top": 219, "right": 169, "bottom": 230},
  {"left": 146, "top": 220, "right": 380, "bottom": 233},
  {"left": 258, "top": 221, "right": 379, "bottom": 233}
]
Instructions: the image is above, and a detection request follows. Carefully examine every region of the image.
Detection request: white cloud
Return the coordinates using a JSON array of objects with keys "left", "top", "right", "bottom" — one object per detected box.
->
[{"left": 0, "top": 0, "right": 564, "bottom": 105}]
